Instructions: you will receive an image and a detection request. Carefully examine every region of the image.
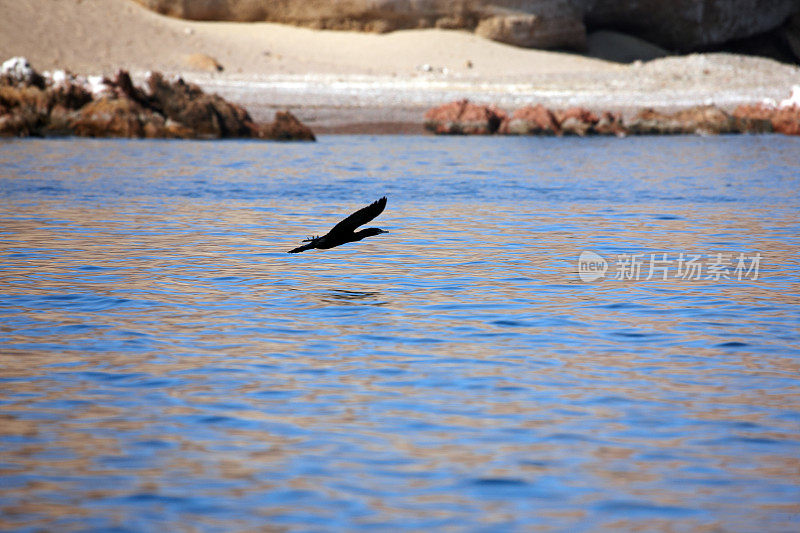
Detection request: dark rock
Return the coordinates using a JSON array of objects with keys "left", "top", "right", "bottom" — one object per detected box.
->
[
  {"left": 50, "top": 79, "right": 93, "bottom": 111},
  {"left": 586, "top": 30, "right": 668, "bottom": 63},
  {"left": 110, "top": 70, "right": 152, "bottom": 109},
  {"left": 258, "top": 111, "right": 316, "bottom": 141},
  {"left": 146, "top": 72, "right": 254, "bottom": 138},
  {"left": 0, "top": 58, "right": 315, "bottom": 140},
  {"left": 499, "top": 104, "right": 559, "bottom": 135},
  {"left": 783, "top": 13, "right": 800, "bottom": 62},
  {"left": 587, "top": 0, "right": 800, "bottom": 51},
  {"left": 626, "top": 105, "right": 736, "bottom": 135},
  {"left": 424, "top": 99, "right": 507, "bottom": 135},
  {"left": 0, "top": 85, "right": 50, "bottom": 136}
]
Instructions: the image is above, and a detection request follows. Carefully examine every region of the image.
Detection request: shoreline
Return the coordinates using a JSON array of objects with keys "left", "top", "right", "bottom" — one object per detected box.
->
[
  {"left": 177, "top": 58, "right": 800, "bottom": 133},
  {"left": 3, "top": 0, "right": 799, "bottom": 135}
]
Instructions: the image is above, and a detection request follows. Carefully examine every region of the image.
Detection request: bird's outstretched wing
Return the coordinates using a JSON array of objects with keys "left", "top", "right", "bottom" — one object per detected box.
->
[
  {"left": 327, "top": 197, "right": 387, "bottom": 236},
  {"left": 288, "top": 242, "right": 315, "bottom": 253}
]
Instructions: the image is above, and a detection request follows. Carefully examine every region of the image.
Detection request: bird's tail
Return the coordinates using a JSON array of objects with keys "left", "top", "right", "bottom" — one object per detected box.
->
[{"left": 287, "top": 242, "right": 315, "bottom": 253}]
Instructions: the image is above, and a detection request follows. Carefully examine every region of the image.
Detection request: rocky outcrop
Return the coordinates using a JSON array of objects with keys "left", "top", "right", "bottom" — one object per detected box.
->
[
  {"left": 425, "top": 92, "right": 800, "bottom": 137},
  {"left": 554, "top": 107, "right": 600, "bottom": 136},
  {"left": 0, "top": 58, "right": 315, "bottom": 141},
  {"left": 733, "top": 92, "right": 800, "bottom": 135},
  {"left": 773, "top": 106, "right": 800, "bottom": 135},
  {"left": 594, "top": 111, "right": 626, "bottom": 136},
  {"left": 71, "top": 97, "right": 194, "bottom": 138},
  {"left": 587, "top": 0, "right": 800, "bottom": 52},
  {"left": 131, "top": 0, "right": 800, "bottom": 51},
  {"left": 257, "top": 111, "right": 316, "bottom": 141},
  {"left": 732, "top": 104, "right": 775, "bottom": 133},
  {"left": 146, "top": 72, "right": 255, "bottom": 138},
  {"left": 0, "top": 57, "right": 45, "bottom": 89},
  {"left": 131, "top": 0, "right": 588, "bottom": 49},
  {"left": 499, "top": 104, "right": 559, "bottom": 135},
  {"left": 424, "top": 99, "right": 507, "bottom": 134},
  {"left": 474, "top": 1, "right": 587, "bottom": 50},
  {"left": 499, "top": 105, "right": 625, "bottom": 136},
  {"left": 626, "top": 106, "right": 737, "bottom": 135}
]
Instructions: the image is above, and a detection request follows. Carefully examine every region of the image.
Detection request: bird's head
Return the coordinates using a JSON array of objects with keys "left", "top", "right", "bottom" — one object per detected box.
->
[{"left": 361, "top": 227, "right": 388, "bottom": 237}]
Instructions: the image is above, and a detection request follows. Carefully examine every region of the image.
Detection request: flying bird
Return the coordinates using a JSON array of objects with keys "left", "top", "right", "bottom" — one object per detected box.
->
[{"left": 287, "top": 197, "right": 388, "bottom": 253}]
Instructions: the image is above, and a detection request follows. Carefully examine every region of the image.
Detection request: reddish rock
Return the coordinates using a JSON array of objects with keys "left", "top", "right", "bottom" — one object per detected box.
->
[
  {"left": 732, "top": 103, "right": 774, "bottom": 133},
  {"left": 259, "top": 111, "right": 316, "bottom": 141},
  {"left": 72, "top": 97, "right": 197, "bottom": 139},
  {"left": 554, "top": 107, "right": 599, "bottom": 136},
  {"left": 424, "top": 99, "right": 507, "bottom": 135},
  {"left": 594, "top": 111, "right": 627, "bottom": 136},
  {"left": 626, "top": 105, "right": 735, "bottom": 135},
  {"left": 772, "top": 105, "right": 800, "bottom": 136},
  {"left": 499, "top": 104, "right": 559, "bottom": 135},
  {"left": 732, "top": 97, "right": 800, "bottom": 136},
  {"left": 72, "top": 97, "right": 148, "bottom": 138}
]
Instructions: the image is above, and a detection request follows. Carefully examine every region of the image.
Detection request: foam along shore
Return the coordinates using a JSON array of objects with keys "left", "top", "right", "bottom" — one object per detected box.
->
[{"left": 0, "top": 57, "right": 315, "bottom": 140}]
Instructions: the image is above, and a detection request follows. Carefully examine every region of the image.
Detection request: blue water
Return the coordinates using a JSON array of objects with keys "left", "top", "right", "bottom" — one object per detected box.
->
[{"left": 1, "top": 135, "right": 799, "bottom": 532}]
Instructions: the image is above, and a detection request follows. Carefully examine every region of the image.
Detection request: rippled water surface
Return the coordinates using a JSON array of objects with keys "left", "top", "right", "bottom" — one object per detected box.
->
[{"left": 1, "top": 135, "right": 799, "bottom": 531}]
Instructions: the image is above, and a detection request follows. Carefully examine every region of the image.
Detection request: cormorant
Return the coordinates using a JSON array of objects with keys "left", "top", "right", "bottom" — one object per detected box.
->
[{"left": 287, "top": 197, "right": 388, "bottom": 253}]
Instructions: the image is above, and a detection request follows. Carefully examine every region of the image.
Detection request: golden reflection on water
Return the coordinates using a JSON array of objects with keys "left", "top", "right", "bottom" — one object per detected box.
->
[{"left": 2, "top": 141, "right": 800, "bottom": 530}]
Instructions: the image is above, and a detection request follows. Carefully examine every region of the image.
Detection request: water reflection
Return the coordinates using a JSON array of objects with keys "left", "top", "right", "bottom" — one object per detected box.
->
[
  {"left": 0, "top": 136, "right": 799, "bottom": 531},
  {"left": 316, "top": 289, "right": 386, "bottom": 306}
]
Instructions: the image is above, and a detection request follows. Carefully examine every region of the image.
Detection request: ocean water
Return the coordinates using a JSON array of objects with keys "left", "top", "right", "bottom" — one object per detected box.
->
[{"left": 0, "top": 135, "right": 799, "bottom": 532}]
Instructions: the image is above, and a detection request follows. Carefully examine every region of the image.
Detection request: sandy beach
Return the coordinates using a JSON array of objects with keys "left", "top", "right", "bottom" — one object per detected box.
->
[{"left": 2, "top": 0, "right": 799, "bottom": 132}]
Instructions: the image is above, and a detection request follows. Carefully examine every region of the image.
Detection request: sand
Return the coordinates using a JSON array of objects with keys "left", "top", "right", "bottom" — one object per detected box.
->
[{"left": 2, "top": 0, "right": 799, "bottom": 132}]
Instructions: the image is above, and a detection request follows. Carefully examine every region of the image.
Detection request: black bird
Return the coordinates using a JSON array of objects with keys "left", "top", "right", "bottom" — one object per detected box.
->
[{"left": 287, "top": 197, "right": 388, "bottom": 253}]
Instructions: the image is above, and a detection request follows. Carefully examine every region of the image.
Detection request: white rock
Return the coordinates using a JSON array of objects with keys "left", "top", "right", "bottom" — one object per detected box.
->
[
  {"left": 1, "top": 56, "right": 35, "bottom": 82},
  {"left": 779, "top": 85, "right": 800, "bottom": 108},
  {"left": 51, "top": 69, "right": 68, "bottom": 86},
  {"left": 86, "top": 75, "right": 113, "bottom": 97}
]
